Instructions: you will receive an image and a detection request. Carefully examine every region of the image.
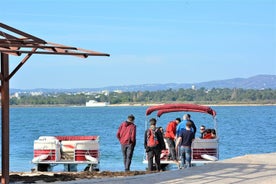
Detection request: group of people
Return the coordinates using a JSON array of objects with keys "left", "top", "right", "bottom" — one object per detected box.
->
[
  {"left": 200, "top": 125, "right": 217, "bottom": 139},
  {"left": 116, "top": 114, "right": 215, "bottom": 172},
  {"left": 116, "top": 115, "right": 166, "bottom": 172},
  {"left": 165, "top": 114, "right": 196, "bottom": 169}
]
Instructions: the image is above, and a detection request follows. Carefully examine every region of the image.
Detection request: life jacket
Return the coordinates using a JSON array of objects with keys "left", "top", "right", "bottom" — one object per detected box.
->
[
  {"left": 203, "top": 133, "right": 212, "bottom": 139},
  {"left": 147, "top": 128, "right": 159, "bottom": 147}
]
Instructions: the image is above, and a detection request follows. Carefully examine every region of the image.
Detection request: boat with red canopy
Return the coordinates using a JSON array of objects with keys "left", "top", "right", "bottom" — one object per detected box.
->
[{"left": 143, "top": 103, "right": 219, "bottom": 169}]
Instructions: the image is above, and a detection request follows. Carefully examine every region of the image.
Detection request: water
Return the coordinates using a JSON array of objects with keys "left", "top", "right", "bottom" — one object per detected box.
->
[{"left": 1, "top": 105, "right": 275, "bottom": 172}]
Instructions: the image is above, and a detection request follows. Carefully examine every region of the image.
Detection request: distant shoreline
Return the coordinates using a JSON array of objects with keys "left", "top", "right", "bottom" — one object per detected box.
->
[
  {"left": 9, "top": 103, "right": 276, "bottom": 108},
  {"left": 110, "top": 103, "right": 276, "bottom": 107}
]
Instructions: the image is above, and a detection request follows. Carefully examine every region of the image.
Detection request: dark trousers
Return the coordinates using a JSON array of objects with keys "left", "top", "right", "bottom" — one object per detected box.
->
[
  {"left": 166, "top": 138, "right": 176, "bottom": 160},
  {"left": 121, "top": 144, "right": 134, "bottom": 171},
  {"left": 147, "top": 147, "right": 161, "bottom": 171}
]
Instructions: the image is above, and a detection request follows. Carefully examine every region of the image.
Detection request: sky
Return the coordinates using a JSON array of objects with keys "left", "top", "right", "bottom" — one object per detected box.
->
[{"left": 1, "top": 0, "right": 275, "bottom": 89}]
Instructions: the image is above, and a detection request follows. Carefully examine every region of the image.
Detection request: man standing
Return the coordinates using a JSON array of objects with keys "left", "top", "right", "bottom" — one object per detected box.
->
[
  {"left": 175, "top": 120, "right": 195, "bottom": 169},
  {"left": 164, "top": 118, "right": 181, "bottom": 161},
  {"left": 116, "top": 114, "right": 136, "bottom": 172},
  {"left": 144, "top": 118, "right": 165, "bottom": 171},
  {"left": 176, "top": 114, "right": 197, "bottom": 137}
]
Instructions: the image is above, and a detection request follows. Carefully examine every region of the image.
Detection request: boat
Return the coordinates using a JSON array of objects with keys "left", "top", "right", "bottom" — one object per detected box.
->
[
  {"left": 32, "top": 136, "right": 100, "bottom": 172},
  {"left": 85, "top": 100, "right": 109, "bottom": 107},
  {"left": 143, "top": 103, "right": 219, "bottom": 169}
]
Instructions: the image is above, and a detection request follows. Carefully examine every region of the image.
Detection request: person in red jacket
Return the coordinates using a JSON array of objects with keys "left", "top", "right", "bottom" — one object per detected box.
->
[
  {"left": 164, "top": 118, "right": 181, "bottom": 161},
  {"left": 116, "top": 114, "right": 136, "bottom": 172}
]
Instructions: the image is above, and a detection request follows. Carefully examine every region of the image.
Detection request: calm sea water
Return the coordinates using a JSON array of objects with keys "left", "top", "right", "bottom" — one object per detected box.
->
[{"left": 1, "top": 105, "right": 275, "bottom": 172}]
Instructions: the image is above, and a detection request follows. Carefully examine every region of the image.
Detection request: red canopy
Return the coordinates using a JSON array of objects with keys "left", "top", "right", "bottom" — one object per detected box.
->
[{"left": 146, "top": 104, "right": 216, "bottom": 117}]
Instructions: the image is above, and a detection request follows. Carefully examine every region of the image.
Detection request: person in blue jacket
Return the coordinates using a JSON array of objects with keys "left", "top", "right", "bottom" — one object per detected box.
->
[{"left": 176, "top": 114, "right": 197, "bottom": 137}]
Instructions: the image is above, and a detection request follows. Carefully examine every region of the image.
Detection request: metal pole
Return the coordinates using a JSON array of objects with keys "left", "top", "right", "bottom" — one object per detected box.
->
[{"left": 1, "top": 53, "right": 9, "bottom": 184}]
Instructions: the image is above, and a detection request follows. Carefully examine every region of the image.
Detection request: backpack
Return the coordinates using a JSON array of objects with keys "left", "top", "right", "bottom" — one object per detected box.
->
[{"left": 147, "top": 128, "right": 159, "bottom": 147}]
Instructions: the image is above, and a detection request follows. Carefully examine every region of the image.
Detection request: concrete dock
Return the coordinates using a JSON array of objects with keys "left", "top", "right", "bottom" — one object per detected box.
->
[{"left": 59, "top": 152, "right": 276, "bottom": 184}]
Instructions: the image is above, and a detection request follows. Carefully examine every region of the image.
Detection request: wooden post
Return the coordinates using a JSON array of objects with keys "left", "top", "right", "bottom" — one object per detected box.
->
[{"left": 1, "top": 53, "right": 9, "bottom": 184}]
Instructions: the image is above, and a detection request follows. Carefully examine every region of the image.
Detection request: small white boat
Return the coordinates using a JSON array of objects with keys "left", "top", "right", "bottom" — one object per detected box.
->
[
  {"left": 32, "top": 135, "right": 100, "bottom": 172},
  {"left": 85, "top": 100, "right": 109, "bottom": 107},
  {"left": 143, "top": 103, "right": 219, "bottom": 169}
]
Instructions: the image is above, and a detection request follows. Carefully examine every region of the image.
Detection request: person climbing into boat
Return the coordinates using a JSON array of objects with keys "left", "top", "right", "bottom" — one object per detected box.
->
[
  {"left": 164, "top": 117, "right": 181, "bottom": 161},
  {"left": 175, "top": 120, "right": 195, "bottom": 169},
  {"left": 144, "top": 118, "right": 165, "bottom": 171},
  {"left": 176, "top": 114, "right": 197, "bottom": 137},
  {"left": 116, "top": 114, "right": 136, "bottom": 172}
]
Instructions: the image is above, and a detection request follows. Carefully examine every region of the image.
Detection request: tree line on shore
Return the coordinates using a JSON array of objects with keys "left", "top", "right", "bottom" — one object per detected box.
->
[{"left": 9, "top": 88, "right": 276, "bottom": 105}]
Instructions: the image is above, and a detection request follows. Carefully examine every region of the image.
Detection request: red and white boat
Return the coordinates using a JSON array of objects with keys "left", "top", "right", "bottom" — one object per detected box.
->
[
  {"left": 32, "top": 136, "right": 100, "bottom": 172},
  {"left": 143, "top": 104, "right": 219, "bottom": 169}
]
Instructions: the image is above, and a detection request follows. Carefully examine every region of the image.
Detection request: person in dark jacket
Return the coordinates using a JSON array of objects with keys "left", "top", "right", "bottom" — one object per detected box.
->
[
  {"left": 144, "top": 118, "right": 165, "bottom": 171},
  {"left": 116, "top": 114, "right": 136, "bottom": 171},
  {"left": 176, "top": 120, "right": 195, "bottom": 169}
]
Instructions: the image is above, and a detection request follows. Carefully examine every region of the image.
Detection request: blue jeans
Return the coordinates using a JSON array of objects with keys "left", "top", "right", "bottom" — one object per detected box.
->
[{"left": 180, "top": 146, "right": 191, "bottom": 168}]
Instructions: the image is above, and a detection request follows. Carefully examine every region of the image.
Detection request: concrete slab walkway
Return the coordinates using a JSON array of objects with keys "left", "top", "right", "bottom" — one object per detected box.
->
[{"left": 59, "top": 152, "right": 276, "bottom": 184}]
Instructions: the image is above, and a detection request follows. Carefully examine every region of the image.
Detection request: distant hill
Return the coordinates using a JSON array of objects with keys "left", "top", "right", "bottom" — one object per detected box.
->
[
  {"left": 194, "top": 75, "right": 276, "bottom": 89},
  {"left": 10, "top": 74, "right": 276, "bottom": 93}
]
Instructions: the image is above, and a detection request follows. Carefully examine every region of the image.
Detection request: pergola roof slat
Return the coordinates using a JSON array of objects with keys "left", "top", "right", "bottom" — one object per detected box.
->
[
  {"left": 0, "top": 31, "right": 18, "bottom": 40},
  {"left": 0, "top": 23, "right": 46, "bottom": 44},
  {"left": 0, "top": 23, "right": 110, "bottom": 57},
  {"left": 0, "top": 44, "right": 77, "bottom": 50},
  {"left": 0, "top": 49, "right": 109, "bottom": 57},
  {"left": 0, "top": 22, "right": 110, "bottom": 184}
]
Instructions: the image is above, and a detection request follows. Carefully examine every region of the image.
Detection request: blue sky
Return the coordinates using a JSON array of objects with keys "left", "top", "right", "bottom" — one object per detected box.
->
[{"left": 1, "top": 0, "right": 275, "bottom": 89}]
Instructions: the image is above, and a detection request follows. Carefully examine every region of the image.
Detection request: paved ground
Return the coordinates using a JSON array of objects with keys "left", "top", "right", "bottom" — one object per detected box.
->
[
  {"left": 11, "top": 152, "right": 276, "bottom": 184},
  {"left": 54, "top": 152, "right": 276, "bottom": 184}
]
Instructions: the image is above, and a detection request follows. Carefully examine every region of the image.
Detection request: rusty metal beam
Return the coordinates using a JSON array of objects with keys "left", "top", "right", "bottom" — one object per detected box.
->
[
  {"left": 43, "top": 42, "right": 110, "bottom": 56},
  {"left": 8, "top": 48, "right": 37, "bottom": 81},
  {"left": 0, "top": 39, "right": 41, "bottom": 44},
  {"left": 0, "top": 31, "right": 18, "bottom": 40},
  {"left": 0, "top": 23, "right": 46, "bottom": 44},
  {"left": 0, "top": 44, "right": 77, "bottom": 50},
  {"left": 0, "top": 49, "right": 110, "bottom": 57},
  {"left": 0, "top": 48, "right": 21, "bottom": 56},
  {"left": 1, "top": 53, "right": 10, "bottom": 184}
]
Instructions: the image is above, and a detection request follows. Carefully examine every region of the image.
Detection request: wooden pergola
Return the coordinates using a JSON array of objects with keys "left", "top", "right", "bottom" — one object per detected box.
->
[{"left": 0, "top": 22, "right": 110, "bottom": 184}]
